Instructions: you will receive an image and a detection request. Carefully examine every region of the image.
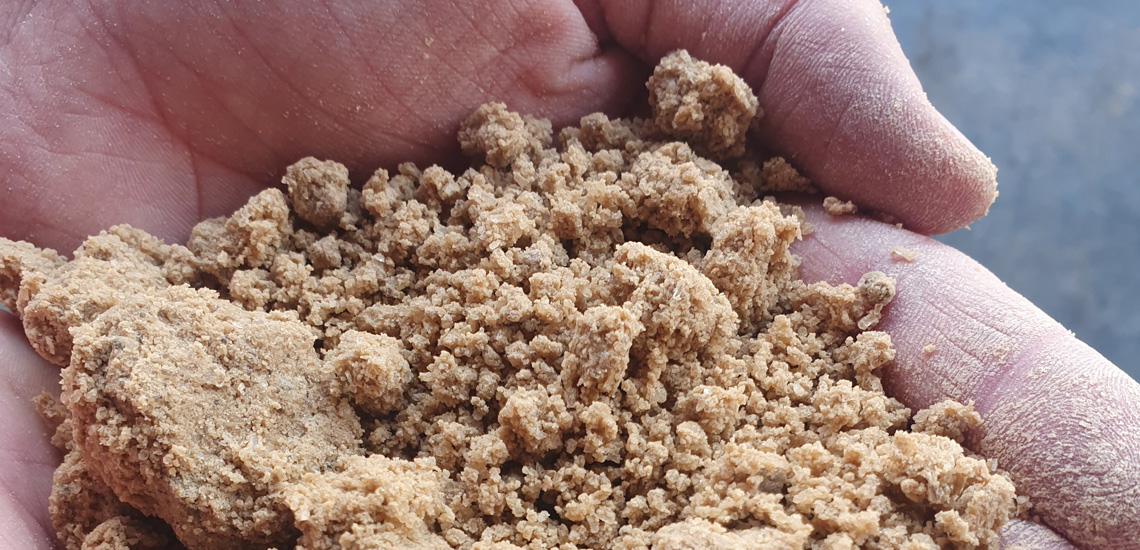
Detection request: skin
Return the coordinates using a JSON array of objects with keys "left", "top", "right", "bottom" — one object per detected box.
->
[{"left": 0, "top": 1, "right": 1134, "bottom": 548}]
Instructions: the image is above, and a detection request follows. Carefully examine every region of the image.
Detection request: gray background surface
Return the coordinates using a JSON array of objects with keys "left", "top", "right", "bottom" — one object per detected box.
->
[{"left": 889, "top": 0, "right": 1140, "bottom": 380}]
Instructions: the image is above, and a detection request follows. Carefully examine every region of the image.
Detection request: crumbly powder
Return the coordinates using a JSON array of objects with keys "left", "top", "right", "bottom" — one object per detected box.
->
[
  {"left": 647, "top": 51, "right": 758, "bottom": 161},
  {"left": 912, "top": 400, "right": 983, "bottom": 444},
  {"left": 822, "top": 196, "right": 858, "bottom": 216},
  {"left": 0, "top": 50, "right": 1018, "bottom": 550}
]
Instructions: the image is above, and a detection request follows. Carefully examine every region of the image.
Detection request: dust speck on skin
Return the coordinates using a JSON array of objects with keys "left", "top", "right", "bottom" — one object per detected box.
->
[
  {"left": 823, "top": 196, "right": 858, "bottom": 215},
  {"left": 891, "top": 245, "right": 918, "bottom": 262},
  {"left": 0, "top": 50, "right": 1020, "bottom": 550}
]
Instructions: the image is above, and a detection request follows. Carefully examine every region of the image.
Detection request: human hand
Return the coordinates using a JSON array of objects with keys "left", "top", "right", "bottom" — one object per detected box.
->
[{"left": 0, "top": 1, "right": 1134, "bottom": 549}]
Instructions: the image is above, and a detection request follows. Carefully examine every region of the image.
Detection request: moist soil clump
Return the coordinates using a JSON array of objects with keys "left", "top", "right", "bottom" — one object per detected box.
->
[{"left": 1, "top": 51, "right": 1019, "bottom": 550}]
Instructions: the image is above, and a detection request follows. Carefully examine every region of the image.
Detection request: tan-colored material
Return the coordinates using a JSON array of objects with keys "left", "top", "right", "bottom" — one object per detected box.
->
[
  {"left": 648, "top": 50, "right": 759, "bottom": 160},
  {"left": 2, "top": 51, "right": 1019, "bottom": 550},
  {"left": 823, "top": 196, "right": 858, "bottom": 215}
]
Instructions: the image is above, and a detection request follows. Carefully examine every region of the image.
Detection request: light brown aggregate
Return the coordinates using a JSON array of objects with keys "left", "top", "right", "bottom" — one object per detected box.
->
[
  {"left": 65, "top": 286, "right": 363, "bottom": 549},
  {"left": 0, "top": 51, "right": 1020, "bottom": 550},
  {"left": 647, "top": 50, "right": 759, "bottom": 161},
  {"left": 823, "top": 196, "right": 858, "bottom": 216},
  {"left": 0, "top": 238, "right": 65, "bottom": 312}
]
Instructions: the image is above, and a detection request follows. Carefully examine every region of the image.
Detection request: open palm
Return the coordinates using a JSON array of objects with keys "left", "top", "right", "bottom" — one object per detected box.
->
[{"left": 0, "top": 1, "right": 1135, "bottom": 549}]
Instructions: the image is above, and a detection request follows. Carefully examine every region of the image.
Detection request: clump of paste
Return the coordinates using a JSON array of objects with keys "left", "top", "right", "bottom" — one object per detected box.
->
[{"left": 0, "top": 50, "right": 1019, "bottom": 550}]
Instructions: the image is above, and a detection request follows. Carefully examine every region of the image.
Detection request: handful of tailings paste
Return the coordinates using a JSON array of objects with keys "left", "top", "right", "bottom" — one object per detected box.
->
[{"left": 0, "top": 50, "right": 1020, "bottom": 550}]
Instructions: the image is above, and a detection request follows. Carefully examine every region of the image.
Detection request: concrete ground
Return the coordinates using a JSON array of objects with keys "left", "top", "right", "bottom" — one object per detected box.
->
[{"left": 889, "top": 0, "right": 1140, "bottom": 379}]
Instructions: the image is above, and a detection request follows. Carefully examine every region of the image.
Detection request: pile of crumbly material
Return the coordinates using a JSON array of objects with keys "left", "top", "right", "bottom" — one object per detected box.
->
[{"left": 0, "top": 51, "right": 1020, "bottom": 550}]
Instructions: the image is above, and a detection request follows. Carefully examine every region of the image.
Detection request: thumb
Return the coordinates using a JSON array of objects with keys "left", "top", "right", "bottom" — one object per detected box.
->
[{"left": 582, "top": 0, "right": 997, "bottom": 235}]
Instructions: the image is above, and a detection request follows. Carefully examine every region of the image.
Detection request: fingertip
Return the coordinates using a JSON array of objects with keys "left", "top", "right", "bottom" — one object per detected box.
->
[
  {"left": 753, "top": 0, "right": 998, "bottom": 235},
  {"left": 896, "top": 105, "right": 999, "bottom": 234}
]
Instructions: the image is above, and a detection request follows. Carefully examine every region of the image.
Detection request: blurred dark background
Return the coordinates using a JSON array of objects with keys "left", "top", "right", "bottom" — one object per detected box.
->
[{"left": 889, "top": 0, "right": 1140, "bottom": 380}]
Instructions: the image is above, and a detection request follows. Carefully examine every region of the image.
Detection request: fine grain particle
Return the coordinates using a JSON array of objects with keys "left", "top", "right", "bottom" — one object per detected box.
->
[
  {"left": 823, "top": 196, "right": 858, "bottom": 215},
  {"left": 891, "top": 245, "right": 919, "bottom": 262}
]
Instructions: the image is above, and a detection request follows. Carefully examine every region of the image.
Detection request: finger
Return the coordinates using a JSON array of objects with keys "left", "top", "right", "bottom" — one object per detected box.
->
[
  {"left": 0, "top": 0, "right": 643, "bottom": 253},
  {"left": 0, "top": 311, "right": 62, "bottom": 550},
  {"left": 585, "top": 0, "right": 997, "bottom": 235},
  {"left": 1001, "top": 520, "right": 1079, "bottom": 550},
  {"left": 792, "top": 202, "right": 1140, "bottom": 550}
]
